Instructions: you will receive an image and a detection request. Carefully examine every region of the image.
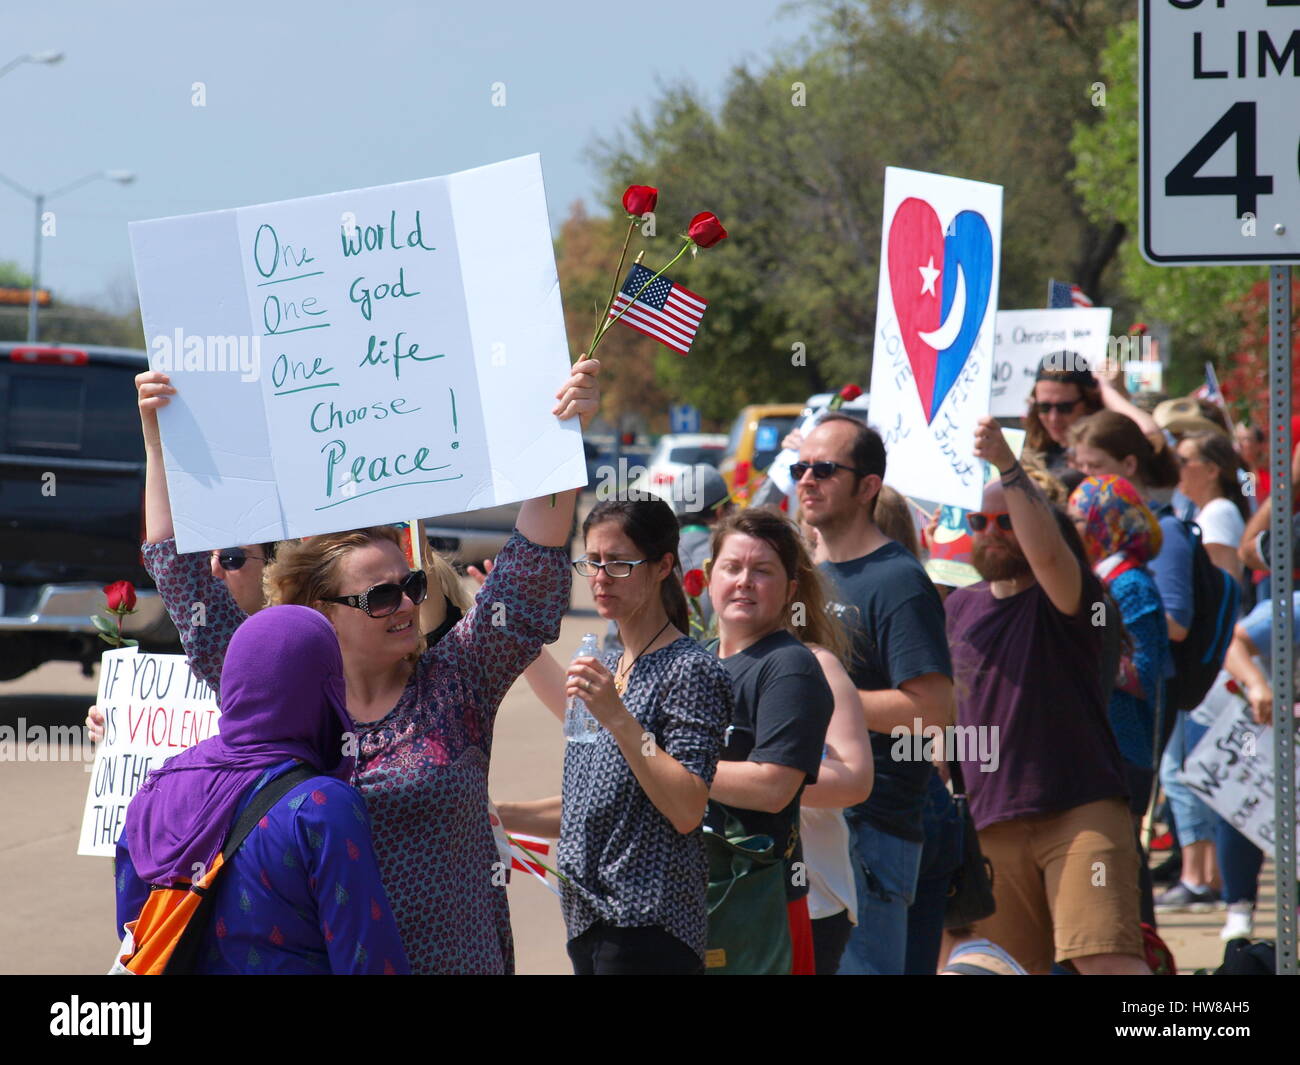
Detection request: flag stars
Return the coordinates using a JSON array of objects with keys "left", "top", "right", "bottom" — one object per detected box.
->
[{"left": 918, "top": 256, "right": 940, "bottom": 297}]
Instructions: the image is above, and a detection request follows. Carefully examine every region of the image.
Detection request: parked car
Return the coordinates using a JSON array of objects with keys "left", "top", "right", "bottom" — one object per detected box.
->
[
  {"left": 0, "top": 342, "right": 179, "bottom": 681},
  {"left": 627, "top": 433, "right": 727, "bottom": 501},
  {"left": 718, "top": 404, "right": 803, "bottom": 506}
]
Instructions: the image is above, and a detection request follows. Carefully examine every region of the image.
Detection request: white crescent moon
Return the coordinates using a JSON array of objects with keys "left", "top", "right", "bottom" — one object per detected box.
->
[{"left": 917, "top": 263, "right": 966, "bottom": 351}]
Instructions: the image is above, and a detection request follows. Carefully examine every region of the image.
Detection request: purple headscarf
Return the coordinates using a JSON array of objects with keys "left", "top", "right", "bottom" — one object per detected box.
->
[{"left": 124, "top": 605, "right": 352, "bottom": 886}]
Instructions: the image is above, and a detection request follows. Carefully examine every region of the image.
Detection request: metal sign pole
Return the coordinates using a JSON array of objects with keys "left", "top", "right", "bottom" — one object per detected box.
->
[{"left": 1269, "top": 265, "right": 1297, "bottom": 975}]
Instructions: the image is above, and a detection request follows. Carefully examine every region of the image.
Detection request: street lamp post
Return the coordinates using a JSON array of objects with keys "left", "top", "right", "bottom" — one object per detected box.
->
[{"left": 0, "top": 169, "right": 135, "bottom": 342}]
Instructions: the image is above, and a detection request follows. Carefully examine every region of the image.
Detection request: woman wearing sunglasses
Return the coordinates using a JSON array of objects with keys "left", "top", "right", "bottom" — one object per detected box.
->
[
  {"left": 98, "top": 360, "right": 601, "bottom": 974},
  {"left": 498, "top": 497, "right": 733, "bottom": 974}
]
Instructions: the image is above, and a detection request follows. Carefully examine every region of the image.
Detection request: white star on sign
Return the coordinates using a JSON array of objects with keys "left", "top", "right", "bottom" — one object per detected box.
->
[{"left": 918, "top": 256, "right": 940, "bottom": 296}]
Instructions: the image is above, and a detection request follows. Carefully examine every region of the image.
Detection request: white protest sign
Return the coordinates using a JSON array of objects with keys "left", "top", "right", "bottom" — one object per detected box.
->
[
  {"left": 1179, "top": 686, "right": 1300, "bottom": 859},
  {"left": 78, "top": 649, "right": 220, "bottom": 858},
  {"left": 869, "top": 168, "right": 1002, "bottom": 511},
  {"left": 990, "top": 308, "right": 1113, "bottom": 418},
  {"left": 130, "top": 153, "right": 584, "bottom": 553}
]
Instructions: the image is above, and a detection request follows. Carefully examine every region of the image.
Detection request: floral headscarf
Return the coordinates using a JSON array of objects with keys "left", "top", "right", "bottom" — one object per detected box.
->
[{"left": 1069, "top": 474, "right": 1162, "bottom": 566}]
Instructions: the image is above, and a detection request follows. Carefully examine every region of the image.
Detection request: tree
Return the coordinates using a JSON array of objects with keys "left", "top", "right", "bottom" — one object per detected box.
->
[
  {"left": 587, "top": 0, "right": 1136, "bottom": 409},
  {"left": 1220, "top": 278, "right": 1300, "bottom": 431}
]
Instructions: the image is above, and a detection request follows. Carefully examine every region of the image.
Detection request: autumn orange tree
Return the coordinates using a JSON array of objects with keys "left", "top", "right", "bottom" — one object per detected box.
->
[{"left": 1220, "top": 277, "right": 1300, "bottom": 430}]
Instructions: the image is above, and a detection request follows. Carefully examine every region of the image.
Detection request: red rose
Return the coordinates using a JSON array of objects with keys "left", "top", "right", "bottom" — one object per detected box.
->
[
  {"left": 104, "top": 580, "right": 137, "bottom": 613},
  {"left": 1225, "top": 679, "right": 1242, "bottom": 696},
  {"left": 839, "top": 384, "right": 864, "bottom": 402},
  {"left": 683, "top": 568, "right": 707, "bottom": 598},
  {"left": 622, "top": 184, "right": 658, "bottom": 216},
  {"left": 687, "top": 211, "right": 728, "bottom": 248}
]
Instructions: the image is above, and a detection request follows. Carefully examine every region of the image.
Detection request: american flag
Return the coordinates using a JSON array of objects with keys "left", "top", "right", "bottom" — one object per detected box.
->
[
  {"left": 1047, "top": 280, "right": 1093, "bottom": 309},
  {"left": 607, "top": 263, "right": 707, "bottom": 355}
]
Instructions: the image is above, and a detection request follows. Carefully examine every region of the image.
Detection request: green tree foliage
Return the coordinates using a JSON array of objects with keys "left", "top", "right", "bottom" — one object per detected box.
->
[
  {"left": 1070, "top": 19, "right": 1265, "bottom": 394},
  {"left": 585, "top": 0, "right": 1134, "bottom": 416}
]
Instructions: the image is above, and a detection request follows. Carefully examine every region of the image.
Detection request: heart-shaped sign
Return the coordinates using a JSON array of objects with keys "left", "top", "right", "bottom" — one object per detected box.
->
[{"left": 887, "top": 198, "right": 994, "bottom": 423}]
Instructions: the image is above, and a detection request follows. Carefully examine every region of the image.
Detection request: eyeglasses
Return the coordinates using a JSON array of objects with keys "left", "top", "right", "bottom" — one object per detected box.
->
[
  {"left": 573, "top": 558, "right": 648, "bottom": 578},
  {"left": 215, "top": 548, "right": 267, "bottom": 571},
  {"left": 790, "top": 461, "right": 864, "bottom": 481},
  {"left": 967, "top": 512, "right": 1013, "bottom": 533},
  {"left": 1035, "top": 399, "right": 1082, "bottom": 416},
  {"left": 324, "top": 570, "right": 428, "bottom": 617}
]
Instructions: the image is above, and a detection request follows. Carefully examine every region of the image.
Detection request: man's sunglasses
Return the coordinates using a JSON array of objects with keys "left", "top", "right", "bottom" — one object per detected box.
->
[
  {"left": 1034, "top": 399, "right": 1082, "bottom": 416},
  {"left": 967, "top": 512, "right": 1013, "bottom": 533},
  {"left": 789, "top": 460, "right": 864, "bottom": 481},
  {"left": 324, "top": 570, "right": 428, "bottom": 618},
  {"left": 216, "top": 548, "right": 268, "bottom": 572}
]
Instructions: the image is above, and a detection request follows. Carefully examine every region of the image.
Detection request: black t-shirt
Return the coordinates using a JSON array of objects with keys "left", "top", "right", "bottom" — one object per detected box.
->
[
  {"left": 820, "top": 541, "right": 953, "bottom": 842},
  {"left": 707, "top": 631, "right": 835, "bottom": 901}
]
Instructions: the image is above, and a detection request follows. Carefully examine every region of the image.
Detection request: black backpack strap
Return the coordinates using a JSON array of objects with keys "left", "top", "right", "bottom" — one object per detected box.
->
[
  {"left": 949, "top": 759, "right": 968, "bottom": 797},
  {"left": 222, "top": 762, "right": 319, "bottom": 859}
]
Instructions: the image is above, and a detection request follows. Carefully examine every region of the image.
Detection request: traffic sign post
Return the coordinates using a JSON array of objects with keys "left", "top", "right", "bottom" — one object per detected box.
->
[{"left": 1143, "top": 1, "right": 1297, "bottom": 974}]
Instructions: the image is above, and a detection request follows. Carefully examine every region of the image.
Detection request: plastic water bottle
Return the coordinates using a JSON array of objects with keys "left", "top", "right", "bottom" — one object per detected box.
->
[{"left": 564, "top": 633, "right": 603, "bottom": 743}]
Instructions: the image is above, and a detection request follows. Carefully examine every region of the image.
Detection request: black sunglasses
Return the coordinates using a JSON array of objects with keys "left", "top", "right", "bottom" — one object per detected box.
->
[
  {"left": 216, "top": 548, "right": 267, "bottom": 571},
  {"left": 1034, "top": 399, "right": 1082, "bottom": 416},
  {"left": 790, "top": 460, "right": 864, "bottom": 481},
  {"left": 324, "top": 570, "right": 428, "bottom": 618}
]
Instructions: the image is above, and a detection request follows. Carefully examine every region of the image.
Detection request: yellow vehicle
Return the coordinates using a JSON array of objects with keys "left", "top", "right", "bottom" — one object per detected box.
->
[{"left": 719, "top": 403, "right": 804, "bottom": 506}]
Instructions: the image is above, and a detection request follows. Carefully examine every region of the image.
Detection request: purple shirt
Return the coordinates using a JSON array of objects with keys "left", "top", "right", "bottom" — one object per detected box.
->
[
  {"left": 944, "top": 564, "right": 1127, "bottom": 830},
  {"left": 143, "top": 531, "right": 570, "bottom": 973}
]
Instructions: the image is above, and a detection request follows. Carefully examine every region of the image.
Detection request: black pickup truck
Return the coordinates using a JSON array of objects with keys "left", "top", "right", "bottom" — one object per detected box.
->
[{"left": 0, "top": 342, "right": 179, "bottom": 680}]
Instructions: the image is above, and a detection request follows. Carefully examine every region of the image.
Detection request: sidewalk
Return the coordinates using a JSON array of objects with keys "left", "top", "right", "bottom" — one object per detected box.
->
[{"left": 1154, "top": 857, "right": 1279, "bottom": 974}]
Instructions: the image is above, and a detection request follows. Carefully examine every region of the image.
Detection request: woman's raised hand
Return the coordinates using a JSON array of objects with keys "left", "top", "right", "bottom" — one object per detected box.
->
[
  {"left": 552, "top": 357, "right": 600, "bottom": 430},
  {"left": 85, "top": 704, "right": 105, "bottom": 744}
]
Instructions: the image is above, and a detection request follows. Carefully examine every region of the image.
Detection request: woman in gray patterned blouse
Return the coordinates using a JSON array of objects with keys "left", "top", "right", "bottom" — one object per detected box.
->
[{"left": 497, "top": 498, "right": 733, "bottom": 974}]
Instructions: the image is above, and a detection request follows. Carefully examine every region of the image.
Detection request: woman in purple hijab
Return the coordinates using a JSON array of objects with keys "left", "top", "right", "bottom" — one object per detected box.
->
[{"left": 116, "top": 605, "right": 409, "bottom": 975}]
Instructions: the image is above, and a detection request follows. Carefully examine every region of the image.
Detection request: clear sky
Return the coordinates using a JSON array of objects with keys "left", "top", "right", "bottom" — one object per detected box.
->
[{"left": 2, "top": 0, "right": 813, "bottom": 307}]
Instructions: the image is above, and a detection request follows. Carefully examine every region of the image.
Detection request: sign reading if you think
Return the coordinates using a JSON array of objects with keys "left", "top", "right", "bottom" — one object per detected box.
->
[
  {"left": 130, "top": 154, "right": 584, "bottom": 553},
  {"left": 1142, "top": 1, "right": 1300, "bottom": 263}
]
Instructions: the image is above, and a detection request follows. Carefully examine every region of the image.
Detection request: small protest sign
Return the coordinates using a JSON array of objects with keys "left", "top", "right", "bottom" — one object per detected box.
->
[
  {"left": 1179, "top": 679, "right": 1300, "bottom": 859},
  {"left": 78, "top": 649, "right": 219, "bottom": 858},
  {"left": 130, "top": 154, "right": 585, "bottom": 553},
  {"left": 990, "top": 308, "right": 1113, "bottom": 418},
  {"left": 869, "top": 168, "right": 1003, "bottom": 511}
]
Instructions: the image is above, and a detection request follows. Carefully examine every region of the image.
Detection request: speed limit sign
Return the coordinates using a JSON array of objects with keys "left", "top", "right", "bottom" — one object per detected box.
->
[{"left": 1142, "top": 1, "right": 1300, "bottom": 263}]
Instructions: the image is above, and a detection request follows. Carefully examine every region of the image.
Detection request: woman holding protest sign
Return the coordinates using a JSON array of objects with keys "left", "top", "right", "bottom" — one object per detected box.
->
[{"left": 99, "top": 357, "right": 601, "bottom": 974}]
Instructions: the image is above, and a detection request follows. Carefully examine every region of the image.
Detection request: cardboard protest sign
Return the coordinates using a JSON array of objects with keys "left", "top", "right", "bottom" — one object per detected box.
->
[
  {"left": 1179, "top": 677, "right": 1300, "bottom": 859},
  {"left": 869, "top": 168, "right": 1002, "bottom": 511},
  {"left": 990, "top": 308, "right": 1113, "bottom": 418},
  {"left": 922, "top": 429, "right": 1025, "bottom": 589},
  {"left": 79, "top": 649, "right": 219, "bottom": 857},
  {"left": 130, "top": 154, "right": 584, "bottom": 553}
]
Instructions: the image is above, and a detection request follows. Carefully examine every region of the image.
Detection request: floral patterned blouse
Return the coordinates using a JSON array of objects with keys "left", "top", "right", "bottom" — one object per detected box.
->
[{"left": 141, "top": 531, "right": 570, "bottom": 973}]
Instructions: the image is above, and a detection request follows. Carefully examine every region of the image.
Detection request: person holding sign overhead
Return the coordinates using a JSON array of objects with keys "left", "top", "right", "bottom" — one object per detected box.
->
[{"left": 112, "top": 356, "right": 601, "bottom": 974}]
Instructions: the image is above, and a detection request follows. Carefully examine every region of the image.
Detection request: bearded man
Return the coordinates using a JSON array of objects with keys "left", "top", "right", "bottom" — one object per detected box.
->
[{"left": 943, "top": 417, "right": 1150, "bottom": 975}]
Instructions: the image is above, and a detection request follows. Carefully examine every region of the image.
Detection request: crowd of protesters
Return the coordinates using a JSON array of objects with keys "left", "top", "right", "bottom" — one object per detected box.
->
[{"left": 92, "top": 350, "right": 1296, "bottom": 976}]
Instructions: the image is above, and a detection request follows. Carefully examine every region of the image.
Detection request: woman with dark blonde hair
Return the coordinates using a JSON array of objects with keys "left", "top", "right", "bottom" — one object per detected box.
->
[
  {"left": 99, "top": 359, "right": 603, "bottom": 974},
  {"left": 707, "top": 506, "right": 872, "bottom": 974}
]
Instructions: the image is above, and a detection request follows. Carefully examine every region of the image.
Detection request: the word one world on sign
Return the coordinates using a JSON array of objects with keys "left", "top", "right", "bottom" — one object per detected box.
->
[{"left": 1141, "top": 0, "right": 1300, "bottom": 264}]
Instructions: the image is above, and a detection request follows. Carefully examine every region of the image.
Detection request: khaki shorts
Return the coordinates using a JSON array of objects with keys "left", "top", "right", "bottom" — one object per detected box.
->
[{"left": 972, "top": 798, "right": 1144, "bottom": 974}]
